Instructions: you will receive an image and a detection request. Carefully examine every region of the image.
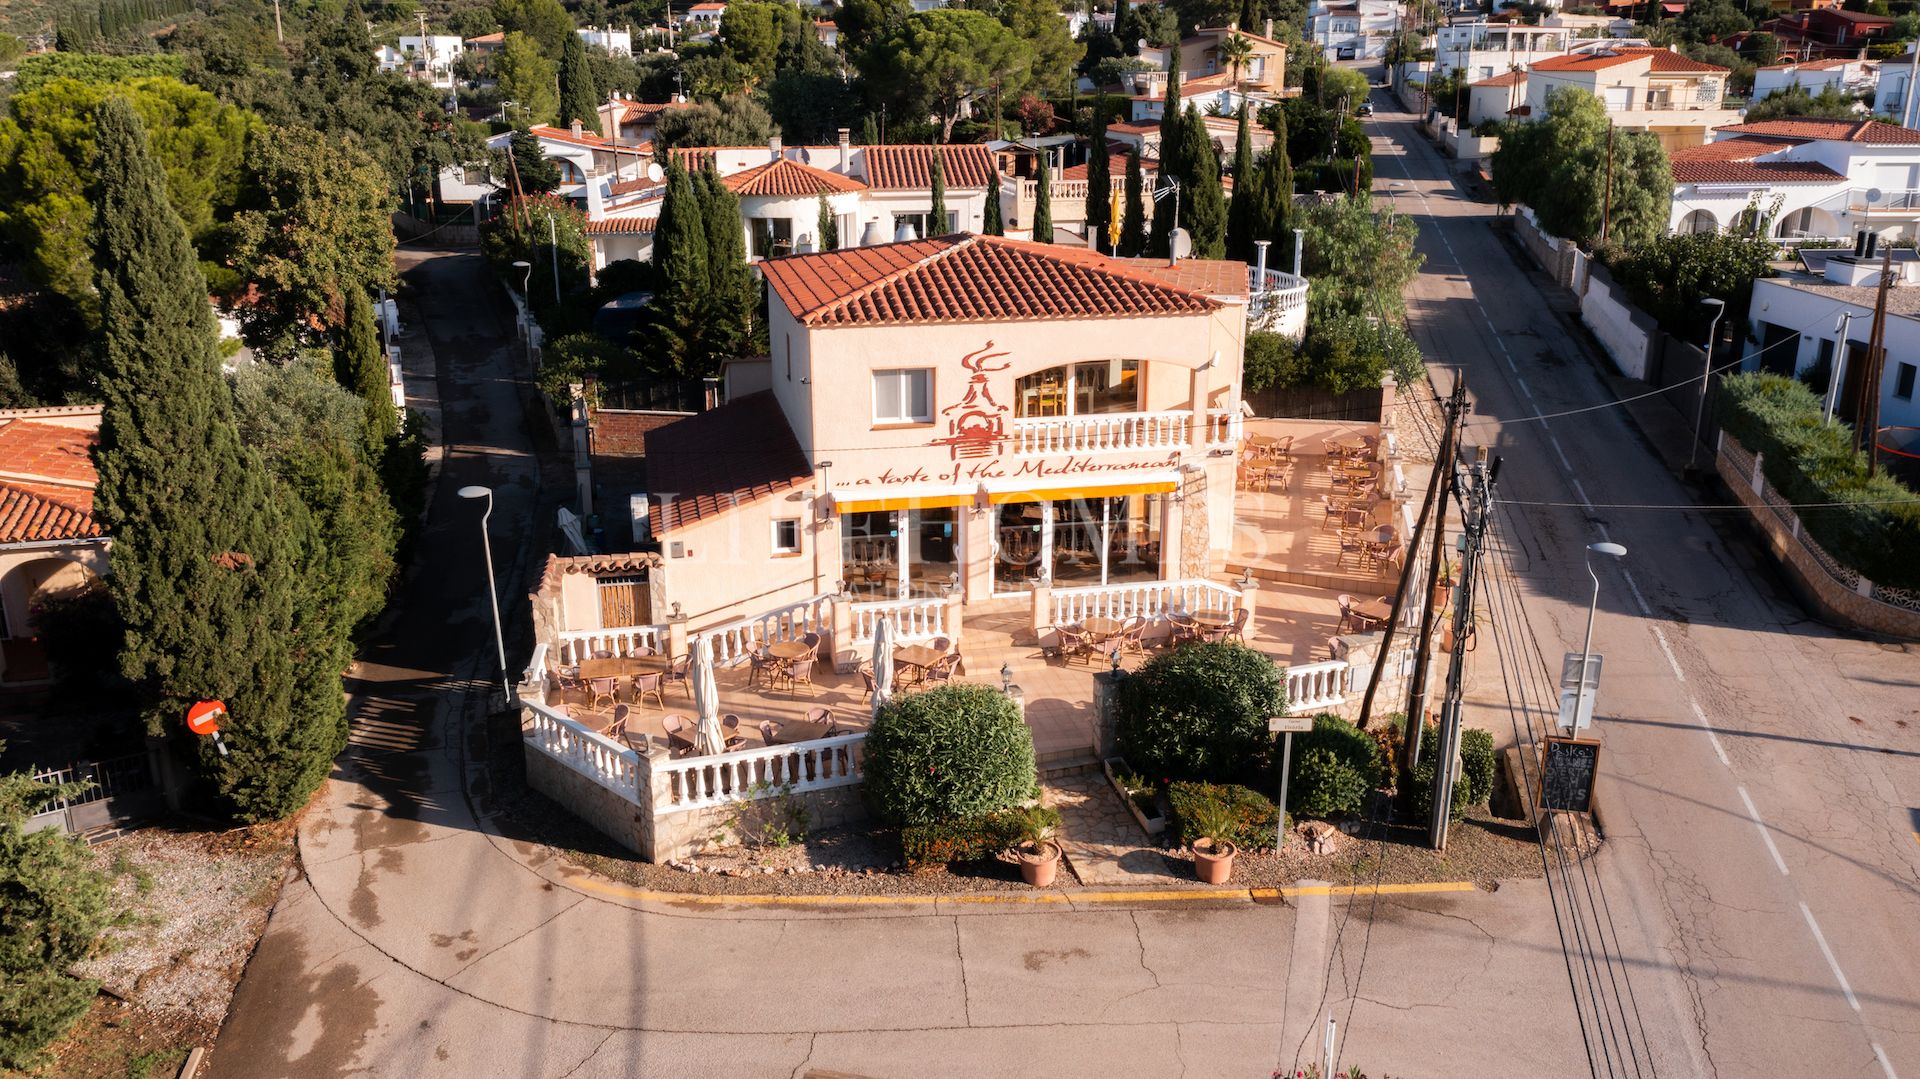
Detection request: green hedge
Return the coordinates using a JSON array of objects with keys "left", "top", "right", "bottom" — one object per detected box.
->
[
  {"left": 900, "top": 806, "right": 1059, "bottom": 871},
  {"left": 1167, "top": 782, "right": 1281, "bottom": 851},
  {"left": 1117, "top": 642, "right": 1285, "bottom": 786},
  {"left": 863, "top": 684, "right": 1037, "bottom": 827},
  {"left": 1717, "top": 373, "right": 1920, "bottom": 590},
  {"left": 1283, "top": 713, "right": 1384, "bottom": 820},
  {"left": 1459, "top": 728, "right": 1496, "bottom": 807}
]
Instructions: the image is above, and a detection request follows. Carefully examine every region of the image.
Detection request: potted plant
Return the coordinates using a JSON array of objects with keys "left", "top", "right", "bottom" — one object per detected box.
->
[
  {"left": 1102, "top": 758, "right": 1167, "bottom": 835},
  {"left": 1187, "top": 802, "right": 1239, "bottom": 885},
  {"left": 1011, "top": 807, "right": 1062, "bottom": 888}
]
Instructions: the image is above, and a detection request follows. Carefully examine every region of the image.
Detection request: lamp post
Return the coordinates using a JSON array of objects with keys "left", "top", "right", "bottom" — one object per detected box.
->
[
  {"left": 1690, "top": 297, "right": 1726, "bottom": 472},
  {"left": 1574, "top": 542, "right": 1627, "bottom": 731},
  {"left": 458, "top": 485, "right": 512, "bottom": 705}
]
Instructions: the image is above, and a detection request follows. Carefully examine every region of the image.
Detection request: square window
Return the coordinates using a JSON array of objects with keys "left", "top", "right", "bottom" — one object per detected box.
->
[
  {"left": 772, "top": 518, "right": 801, "bottom": 554},
  {"left": 872, "top": 369, "right": 932, "bottom": 424}
]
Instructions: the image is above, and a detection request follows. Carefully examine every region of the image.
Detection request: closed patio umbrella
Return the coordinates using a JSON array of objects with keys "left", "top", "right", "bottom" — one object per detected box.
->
[
  {"left": 691, "top": 635, "right": 725, "bottom": 755},
  {"left": 871, "top": 618, "right": 895, "bottom": 721}
]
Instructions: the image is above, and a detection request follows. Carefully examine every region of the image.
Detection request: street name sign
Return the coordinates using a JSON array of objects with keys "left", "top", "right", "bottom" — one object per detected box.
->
[{"left": 1268, "top": 716, "right": 1313, "bottom": 734}]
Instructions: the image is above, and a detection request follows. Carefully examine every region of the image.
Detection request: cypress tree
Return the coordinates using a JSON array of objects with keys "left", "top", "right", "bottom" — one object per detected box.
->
[
  {"left": 1120, "top": 146, "right": 1147, "bottom": 256},
  {"left": 558, "top": 31, "right": 601, "bottom": 134},
  {"left": 1176, "top": 103, "right": 1227, "bottom": 259},
  {"left": 338, "top": 286, "right": 399, "bottom": 450},
  {"left": 1225, "top": 101, "right": 1257, "bottom": 262},
  {"left": 1149, "top": 61, "right": 1185, "bottom": 257},
  {"left": 1267, "top": 108, "right": 1293, "bottom": 243},
  {"left": 928, "top": 151, "right": 947, "bottom": 235},
  {"left": 650, "top": 159, "right": 709, "bottom": 375},
  {"left": 90, "top": 97, "right": 337, "bottom": 822},
  {"left": 1086, "top": 103, "right": 1112, "bottom": 253},
  {"left": 817, "top": 195, "right": 838, "bottom": 251},
  {"left": 983, "top": 174, "right": 1004, "bottom": 235},
  {"left": 698, "top": 160, "right": 753, "bottom": 362},
  {"left": 1032, "top": 153, "right": 1054, "bottom": 243},
  {"left": 1239, "top": 0, "right": 1257, "bottom": 35},
  {"left": 860, "top": 112, "right": 881, "bottom": 145},
  {"left": 1114, "top": 0, "right": 1136, "bottom": 55}
]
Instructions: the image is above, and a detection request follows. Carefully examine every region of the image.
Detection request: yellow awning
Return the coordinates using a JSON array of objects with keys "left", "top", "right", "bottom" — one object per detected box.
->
[
  {"left": 986, "top": 480, "right": 1177, "bottom": 505},
  {"left": 834, "top": 493, "right": 975, "bottom": 514}
]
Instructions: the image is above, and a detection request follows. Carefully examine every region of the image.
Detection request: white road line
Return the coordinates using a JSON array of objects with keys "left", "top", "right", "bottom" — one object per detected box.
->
[
  {"left": 1875, "top": 1043, "right": 1899, "bottom": 1079},
  {"left": 1738, "top": 786, "right": 1790, "bottom": 875},
  {"left": 1620, "top": 568, "right": 1655, "bottom": 617},
  {"left": 1801, "top": 901, "right": 1861, "bottom": 1011},
  {"left": 1648, "top": 624, "right": 1687, "bottom": 684},
  {"left": 1545, "top": 434, "right": 1574, "bottom": 473},
  {"left": 1690, "top": 699, "right": 1732, "bottom": 767},
  {"left": 1513, "top": 376, "right": 1536, "bottom": 400},
  {"left": 1569, "top": 477, "right": 1595, "bottom": 512}
]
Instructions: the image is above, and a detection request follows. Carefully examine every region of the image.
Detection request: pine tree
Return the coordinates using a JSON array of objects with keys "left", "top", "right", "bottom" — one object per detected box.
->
[
  {"left": 1086, "top": 103, "right": 1113, "bottom": 253},
  {"left": 1032, "top": 153, "right": 1054, "bottom": 243},
  {"left": 984, "top": 174, "right": 1004, "bottom": 235},
  {"left": 929, "top": 151, "right": 948, "bottom": 235},
  {"left": 650, "top": 159, "right": 710, "bottom": 375},
  {"left": 1176, "top": 103, "right": 1227, "bottom": 259},
  {"left": 1150, "top": 60, "right": 1185, "bottom": 257},
  {"left": 817, "top": 195, "right": 839, "bottom": 251},
  {"left": 337, "top": 286, "right": 399, "bottom": 449},
  {"left": 698, "top": 160, "right": 754, "bottom": 363},
  {"left": 90, "top": 97, "right": 338, "bottom": 822},
  {"left": 557, "top": 30, "right": 601, "bottom": 134},
  {"left": 1120, "top": 146, "right": 1147, "bottom": 256},
  {"left": 1225, "top": 101, "right": 1257, "bottom": 262}
]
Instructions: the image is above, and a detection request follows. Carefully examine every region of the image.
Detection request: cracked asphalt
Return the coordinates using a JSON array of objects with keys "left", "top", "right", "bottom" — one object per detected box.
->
[{"left": 199, "top": 102, "right": 1920, "bottom": 1075}]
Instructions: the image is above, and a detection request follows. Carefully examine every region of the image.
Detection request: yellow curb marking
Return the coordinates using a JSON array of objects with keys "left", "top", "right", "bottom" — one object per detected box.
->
[{"left": 569, "top": 876, "right": 1479, "bottom": 907}]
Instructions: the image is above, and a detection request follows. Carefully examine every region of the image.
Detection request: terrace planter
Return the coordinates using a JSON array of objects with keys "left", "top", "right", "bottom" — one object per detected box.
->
[
  {"left": 1191, "top": 838, "right": 1237, "bottom": 885},
  {"left": 1103, "top": 757, "right": 1167, "bottom": 837},
  {"left": 1017, "top": 839, "right": 1062, "bottom": 887}
]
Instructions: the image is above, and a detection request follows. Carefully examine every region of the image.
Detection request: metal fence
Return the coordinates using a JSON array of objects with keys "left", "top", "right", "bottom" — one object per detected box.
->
[{"left": 31, "top": 751, "right": 155, "bottom": 813}]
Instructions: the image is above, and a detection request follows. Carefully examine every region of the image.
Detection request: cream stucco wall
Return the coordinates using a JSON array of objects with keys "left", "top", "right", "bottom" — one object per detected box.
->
[{"left": 654, "top": 487, "right": 827, "bottom": 625}]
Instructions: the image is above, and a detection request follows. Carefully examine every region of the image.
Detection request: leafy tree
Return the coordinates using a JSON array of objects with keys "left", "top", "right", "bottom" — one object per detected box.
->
[
  {"left": 1675, "top": 0, "right": 1751, "bottom": 43},
  {"left": 1225, "top": 101, "right": 1257, "bottom": 261},
  {"left": 679, "top": 48, "right": 754, "bottom": 97},
  {"left": 505, "top": 128, "right": 562, "bottom": 194},
  {"left": 482, "top": 194, "right": 592, "bottom": 316},
  {"left": 493, "top": 0, "right": 573, "bottom": 57},
  {"left": 1241, "top": 329, "right": 1295, "bottom": 392},
  {"left": 1742, "top": 30, "right": 1779, "bottom": 65},
  {"left": 721, "top": 1, "right": 792, "bottom": 84},
  {"left": 90, "top": 97, "right": 336, "bottom": 821},
  {"left": 1298, "top": 195, "right": 1422, "bottom": 327},
  {"left": 557, "top": 29, "right": 602, "bottom": 133},
  {"left": 1086, "top": 104, "right": 1113, "bottom": 251},
  {"left": 929, "top": 149, "right": 948, "bottom": 234},
  {"left": 862, "top": 9, "right": 1033, "bottom": 142},
  {"left": 977, "top": 0, "right": 1083, "bottom": 94},
  {"left": 1318, "top": 65, "right": 1370, "bottom": 110},
  {"left": 1119, "top": 145, "right": 1147, "bottom": 255},
  {"left": 649, "top": 160, "right": 710, "bottom": 375},
  {"left": 1744, "top": 83, "right": 1858, "bottom": 122},
  {"left": 0, "top": 33, "right": 25, "bottom": 63},
  {"left": 652, "top": 95, "right": 775, "bottom": 149},
  {"left": 1608, "top": 231, "right": 1776, "bottom": 337},
  {"left": 0, "top": 75, "right": 251, "bottom": 314},
  {"left": 818, "top": 194, "right": 839, "bottom": 250},
  {"left": 0, "top": 764, "right": 117, "bottom": 1068},
  {"left": 1032, "top": 151, "right": 1054, "bottom": 241},
  {"left": 336, "top": 286, "right": 400, "bottom": 449},
  {"left": 9, "top": 52, "right": 183, "bottom": 93},
  {"left": 766, "top": 26, "right": 859, "bottom": 142},
  {"left": 835, "top": 0, "right": 911, "bottom": 56},
  {"left": 699, "top": 161, "right": 756, "bottom": 361},
  {"left": 1490, "top": 88, "right": 1670, "bottom": 249},
  {"left": 225, "top": 125, "right": 398, "bottom": 348},
  {"left": 495, "top": 30, "right": 560, "bottom": 125}
]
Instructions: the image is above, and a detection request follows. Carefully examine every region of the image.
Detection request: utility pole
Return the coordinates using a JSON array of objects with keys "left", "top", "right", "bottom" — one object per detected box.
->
[
  {"left": 1601, "top": 122, "right": 1615, "bottom": 245},
  {"left": 273, "top": 0, "right": 283, "bottom": 42},
  {"left": 1862, "top": 247, "right": 1893, "bottom": 476},
  {"left": 1400, "top": 378, "right": 1465, "bottom": 795},
  {"left": 1429, "top": 451, "right": 1500, "bottom": 851}
]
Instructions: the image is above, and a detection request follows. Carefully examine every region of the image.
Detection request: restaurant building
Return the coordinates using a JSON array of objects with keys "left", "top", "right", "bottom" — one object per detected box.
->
[{"left": 636, "top": 233, "right": 1253, "bottom": 635}]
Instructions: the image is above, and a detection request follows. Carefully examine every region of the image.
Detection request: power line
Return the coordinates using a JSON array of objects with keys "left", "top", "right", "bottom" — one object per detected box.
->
[{"left": 1496, "top": 496, "right": 1920, "bottom": 511}]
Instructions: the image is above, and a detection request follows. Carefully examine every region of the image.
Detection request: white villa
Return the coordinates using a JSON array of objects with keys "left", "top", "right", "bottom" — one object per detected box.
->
[
  {"left": 0, "top": 407, "right": 109, "bottom": 687},
  {"left": 376, "top": 34, "right": 464, "bottom": 88},
  {"left": 1752, "top": 57, "right": 1879, "bottom": 103},
  {"left": 1307, "top": 0, "right": 1402, "bottom": 62},
  {"left": 1667, "top": 118, "right": 1920, "bottom": 240}
]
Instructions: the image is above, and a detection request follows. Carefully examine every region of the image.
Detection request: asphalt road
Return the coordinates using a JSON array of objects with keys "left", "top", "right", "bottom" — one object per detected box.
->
[{"left": 1363, "top": 83, "right": 1920, "bottom": 1077}]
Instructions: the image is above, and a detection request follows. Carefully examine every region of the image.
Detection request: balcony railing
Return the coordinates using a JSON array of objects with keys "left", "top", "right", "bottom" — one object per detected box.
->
[
  {"left": 555, "top": 624, "right": 667, "bottom": 666},
  {"left": 1248, "top": 268, "right": 1309, "bottom": 340},
  {"left": 1048, "top": 578, "right": 1242, "bottom": 626},
  {"left": 698, "top": 593, "right": 835, "bottom": 667},
  {"left": 655, "top": 733, "right": 866, "bottom": 811},
  {"left": 848, "top": 595, "right": 949, "bottom": 645},
  {"left": 1847, "top": 188, "right": 1920, "bottom": 211},
  {"left": 1010, "top": 409, "right": 1190, "bottom": 455}
]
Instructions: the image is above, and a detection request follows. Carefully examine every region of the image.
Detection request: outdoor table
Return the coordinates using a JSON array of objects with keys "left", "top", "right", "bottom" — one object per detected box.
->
[
  {"left": 893, "top": 644, "right": 946, "bottom": 671},
  {"left": 767, "top": 640, "right": 813, "bottom": 662},
  {"left": 1078, "top": 616, "right": 1124, "bottom": 647},
  {"left": 770, "top": 718, "right": 835, "bottom": 744},
  {"left": 578, "top": 655, "right": 669, "bottom": 681},
  {"left": 1192, "top": 610, "right": 1234, "bottom": 629},
  {"left": 1355, "top": 598, "right": 1394, "bottom": 628}
]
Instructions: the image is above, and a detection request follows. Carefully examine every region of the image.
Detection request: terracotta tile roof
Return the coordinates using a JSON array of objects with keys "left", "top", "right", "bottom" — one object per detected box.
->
[
  {"left": 759, "top": 234, "right": 1229, "bottom": 328},
  {"left": 1617, "top": 47, "right": 1730, "bottom": 74},
  {"left": 1716, "top": 117, "right": 1920, "bottom": 144},
  {"left": 643, "top": 392, "right": 811, "bottom": 533},
  {"left": 1188, "top": 25, "right": 1290, "bottom": 50},
  {"left": 1109, "top": 122, "right": 1160, "bottom": 136},
  {"left": 465, "top": 31, "right": 504, "bottom": 43},
  {"left": 1063, "top": 152, "right": 1146, "bottom": 180},
  {"left": 1756, "top": 57, "right": 1859, "bottom": 70},
  {"left": 861, "top": 144, "right": 997, "bottom": 189},
  {"left": 0, "top": 482, "right": 99, "bottom": 544},
  {"left": 584, "top": 217, "right": 657, "bottom": 234},
  {"left": 0, "top": 418, "right": 99, "bottom": 484},
  {"left": 524, "top": 124, "right": 650, "bottom": 153},
  {"left": 607, "top": 176, "right": 665, "bottom": 197},
  {"left": 1680, "top": 134, "right": 1807, "bottom": 159},
  {"left": 1530, "top": 51, "right": 1646, "bottom": 71},
  {"left": 721, "top": 157, "right": 868, "bottom": 197},
  {"left": 1471, "top": 70, "right": 1527, "bottom": 88},
  {"left": 1671, "top": 157, "right": 1844, "bottom": 184}
]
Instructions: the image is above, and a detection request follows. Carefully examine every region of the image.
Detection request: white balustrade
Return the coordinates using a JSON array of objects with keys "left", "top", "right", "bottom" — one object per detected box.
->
[
  {"left": 655, "top": 733, "right": 866, "bottom": 812},
  {"left": 523, "top": 641, "right": 550, "bottom": 694},
  {"left": 556, "top": 624, "right": 666, "bottom": 666},
  {"left": 850, "top": 596, "right": 947, "bottom": 645},
  {"left": 1283, "top": 659, "right": 1352, "bottom": 715},
  {"left": 522, "top": 700, "right": 642, "bottom": 800},
  {"left": 701, "top": 594, "right": 835, "bottom": 667},
  {"left": 1010, "top": 410, "right": 1190, "bottom": 456},
  {"left": 1203, "top": 408, "right": 1242, "bottom": 449},
  {"left": 1050, "top": 578, "right": 1242, "bottom": 626},
  {"left": 1248, "top": 268, "right": 1309, "bottom": 340}
]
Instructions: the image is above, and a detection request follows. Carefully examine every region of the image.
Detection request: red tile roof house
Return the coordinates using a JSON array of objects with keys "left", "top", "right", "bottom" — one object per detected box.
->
[
  {"left": 1665, "top": 117, "right": 1920, "bottom": 240},
  {"left": 0, "top": 406, "right": 109, "bottom": 686}
]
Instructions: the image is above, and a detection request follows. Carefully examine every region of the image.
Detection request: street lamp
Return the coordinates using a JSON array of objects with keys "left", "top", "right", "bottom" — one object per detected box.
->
[
  {"left": 1690, "top": 298, "right": 1726, "bottom": 472},
  {"left": 511, "top": 259, "right": 533, "bottom": 295},
  {"left": 1575, "top": 542, "right": 1627, "bottom": 731},
  {"left": 458, "top": 485, "right": 512, "bottom": 706}
]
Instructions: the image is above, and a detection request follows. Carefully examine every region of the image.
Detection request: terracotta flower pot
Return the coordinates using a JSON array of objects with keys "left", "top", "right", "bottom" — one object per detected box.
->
[
  {"left": 1192, "top": 838, "right": 1237, "bottom": 885},
  {"left": 1017, "top": 839, "right": 1061, "bottom": 887}
]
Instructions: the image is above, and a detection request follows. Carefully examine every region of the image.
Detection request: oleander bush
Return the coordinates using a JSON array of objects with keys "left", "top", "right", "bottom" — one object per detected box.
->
[
  {"left": 1117, "top": 642, "right": 1286, "bottom": 786},
  {"left": 864, "top": 684, "right": 1037, "bottom": 827},
  {"left": 1459, "top": 728, "right": 1497, "bottom": 806},
  {"left": 1168, "top": 782, "right": 1281, "bottom": 851},
  {"left": 1283, "top": 714, "right": 1385, "bottom": 820},
  {"left": 900, "top": 806, "right": 1060, "bottom": 870}
]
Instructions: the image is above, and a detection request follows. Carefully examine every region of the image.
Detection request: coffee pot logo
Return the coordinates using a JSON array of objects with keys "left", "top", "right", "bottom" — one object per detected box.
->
[{"left": 930, "top": 342, "right": 1012, "bottom": 460}]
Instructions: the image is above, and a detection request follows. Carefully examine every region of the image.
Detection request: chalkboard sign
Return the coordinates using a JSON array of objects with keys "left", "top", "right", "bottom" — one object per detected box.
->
[{"left": 1540, "top": 737, "right": 1601, "bottom": 813}]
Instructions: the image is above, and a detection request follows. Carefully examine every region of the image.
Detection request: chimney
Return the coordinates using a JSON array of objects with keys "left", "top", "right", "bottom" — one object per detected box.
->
[
  {"left": 1266, "top": 17, "right": 1273, "bottom": 38},
  {"left": 770, "top": 134, "right": 783, "bottom": 161},
  {"left": 570, "top": 118, "right": 584, "bottom": 137},
  {"left": 838, "top": 128, "right": 852, "bottom": 173}
]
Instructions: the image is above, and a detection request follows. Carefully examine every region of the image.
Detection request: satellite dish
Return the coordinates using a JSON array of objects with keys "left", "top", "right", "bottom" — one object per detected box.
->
[
  {"left": 646, "top": 162, "right": 664, "bottom": 183},
  {"left": 1866, "top": 187, "right": 1885, "bottom": 205},
  {"left": 1168, "top": 227, "right": 1192, "bottom": 260}
]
